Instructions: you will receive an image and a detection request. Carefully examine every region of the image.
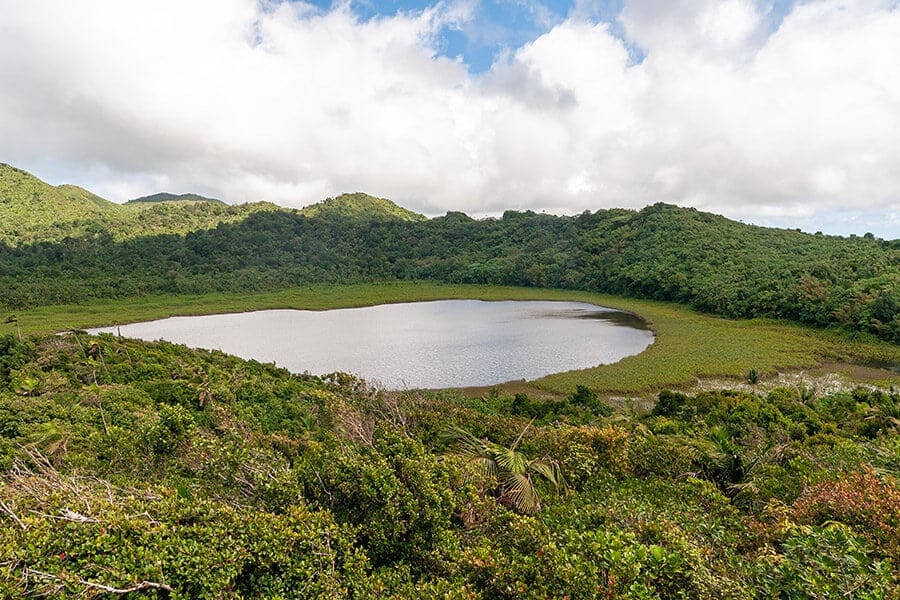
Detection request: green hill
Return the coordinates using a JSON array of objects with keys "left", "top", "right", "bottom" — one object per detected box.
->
[
  {"left": 0, "top": 163, "right": 129, "bottom": 245},
  {"left": 0, "top": 164, "right": 278, "bottom": 246},
  {"left": 0, "top": 167, "right": 421, "bottom": 247},
  {"left": 126, "top": 192, "right": 225, "bottom": 205},
  {"left": 299, "top": 192, "right": 427, "bottom": 222}
]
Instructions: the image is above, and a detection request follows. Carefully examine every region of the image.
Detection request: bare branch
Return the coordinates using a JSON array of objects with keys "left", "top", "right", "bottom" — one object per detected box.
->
[
  {"left": 61, "top": 508, "right": 99, "bottom": 523},
  {"left": 25, "top": 567, "right": 174, "bottom": 594},
  {"left": 0, "top": 499, "right": 26, "bottom": 530}
]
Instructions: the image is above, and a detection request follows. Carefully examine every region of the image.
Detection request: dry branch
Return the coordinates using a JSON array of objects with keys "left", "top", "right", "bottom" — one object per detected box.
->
[
  {"left": 25, "top": 567, "right": 174, "bottom": 595},
  {"left": 0, "top": 499, "right": 26, "bottom": 530}
]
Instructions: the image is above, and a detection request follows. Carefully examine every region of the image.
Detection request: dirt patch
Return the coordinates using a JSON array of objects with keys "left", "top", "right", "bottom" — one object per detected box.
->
[
  {"left": 451, "top": 362, "right": 899, "bottom": 409},
  {"left": 805, "top": 362, "right": 900, "bottom": 384},
  {"left": 684, "top": 362, "right": 898, "bottom": 399}
]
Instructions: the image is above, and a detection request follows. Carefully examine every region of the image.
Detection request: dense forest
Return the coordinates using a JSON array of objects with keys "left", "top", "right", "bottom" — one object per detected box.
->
[
  {"left": 1, "top": 199, "right": 897, "bottom": 342},
  {"left": 1, "top": 333, "right": 897, "bottom": 597}
]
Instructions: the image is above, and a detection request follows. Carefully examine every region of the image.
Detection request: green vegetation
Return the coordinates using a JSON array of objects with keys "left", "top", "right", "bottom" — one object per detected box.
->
[
  {"left": 747, "top": 368, "right": 758, "bottom": 385},
  {"left": 0, "top": 163, "right": 121, "bottom": 245},
  {"left": 0, "top": 166, "right": 423, "bottom": 249},
  {"left": 126, "top": 192, "right": 225, "bottom": 204},
  {"left": 1, "top": 163, "right": 898, "bottom": 597},
  {"left": 1, "top": 170, "right": 895, "bottom": 342},
  {"left": 297, "top": 192, "right": 427, "bottom": 222},
  {"left": 444, "top": 422, "right": 563, "bottom": 514},
  {"left": 4, "top": 283, "right": 897, "bottom": 395},
  {"left": 0, "top": 334, "right": 896, "bottom": 597},
  {"left": 0, "top": 163, "right": 280, "bottom": 246}
]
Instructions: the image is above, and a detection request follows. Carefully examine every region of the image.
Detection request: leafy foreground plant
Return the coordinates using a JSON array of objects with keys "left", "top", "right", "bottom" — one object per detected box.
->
[{"left": 443, "top": 422, "right": 563, "bottom": 514}]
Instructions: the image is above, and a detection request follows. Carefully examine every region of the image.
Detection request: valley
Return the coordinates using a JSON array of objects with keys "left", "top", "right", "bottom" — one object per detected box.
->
[{"left": 0, "top": 164, "right": 897, "bottom": 598}]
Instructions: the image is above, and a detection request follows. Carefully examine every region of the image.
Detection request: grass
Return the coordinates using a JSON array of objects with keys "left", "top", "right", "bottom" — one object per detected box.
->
[{"left": 2, "top": 282, "right": 897, "bottom": 394}]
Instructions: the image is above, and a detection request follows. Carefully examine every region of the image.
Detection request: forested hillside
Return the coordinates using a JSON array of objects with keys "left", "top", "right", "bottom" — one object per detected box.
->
[
  {"left": 1, "top": 333, "right": 896, "bottom": 597},
  {"left": 297, "top": 192, "right": 427, "bottom": 222},
  {"left": 1, "top": 196, "right": 896, "bottom": 342},
  {"left": 0, "top": 164, "right": 124, "bottom": 245},
  {"left": 0, "top": 164, "right": 279, "bottom": 246}
]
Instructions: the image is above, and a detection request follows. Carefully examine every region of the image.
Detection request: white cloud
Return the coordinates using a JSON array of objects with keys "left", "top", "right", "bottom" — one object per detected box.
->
[{"left": 0, "top": 0, "right": 898, "bottom": 237}]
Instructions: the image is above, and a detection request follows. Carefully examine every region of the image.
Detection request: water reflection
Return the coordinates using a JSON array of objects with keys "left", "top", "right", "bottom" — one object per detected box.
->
[
  {"left": 90, "top": 300, "right": 654, "bottom": 389},
  {"left": 529, "top": 307, "right": 650, "bottom": 329}
]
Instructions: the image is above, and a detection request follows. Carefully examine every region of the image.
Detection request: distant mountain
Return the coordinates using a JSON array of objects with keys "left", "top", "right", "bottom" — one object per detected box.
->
[
  {"left": 298, "top": 192, "right": 427, "bottom": 222},
  {"left": 126, "top": 192, "right": 225, "bottom": 205},
  {"left": 0, "top": 164, "right": 279, "bottom": 246}
]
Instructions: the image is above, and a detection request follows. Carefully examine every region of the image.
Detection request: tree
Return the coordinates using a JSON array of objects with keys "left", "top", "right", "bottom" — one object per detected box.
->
[
  {"left": 3, "top": 316, "right": 20, "bottom": 342},
  {"left": 443, "top": 422, "right": 563, "bottom": 514}
]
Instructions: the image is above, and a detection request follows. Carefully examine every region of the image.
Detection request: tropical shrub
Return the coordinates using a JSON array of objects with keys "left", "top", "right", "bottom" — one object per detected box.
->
[{"left": 792, "top": 468, "right": 900, "bottom": 562}]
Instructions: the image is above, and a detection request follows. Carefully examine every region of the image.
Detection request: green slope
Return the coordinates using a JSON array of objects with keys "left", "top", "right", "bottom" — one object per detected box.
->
[
  {"left": 0, "top": 164, "right": 278, "bottom": 246},
  {"left": 299, "top": 192, "right": 427, "bottom": 222},
  {"left": 0, "top": 163, "right": 128, "bottom": 245}
]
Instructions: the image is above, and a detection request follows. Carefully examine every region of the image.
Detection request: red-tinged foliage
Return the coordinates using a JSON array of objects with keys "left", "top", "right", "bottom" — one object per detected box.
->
[{"left": 791, "top": 468, "right": 900, "bottom": 561}]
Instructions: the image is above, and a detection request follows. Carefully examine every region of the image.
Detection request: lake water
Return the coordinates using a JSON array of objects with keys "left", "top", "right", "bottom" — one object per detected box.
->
[{"left": 89, "top": 300, "right": 654, "bottom": 389}]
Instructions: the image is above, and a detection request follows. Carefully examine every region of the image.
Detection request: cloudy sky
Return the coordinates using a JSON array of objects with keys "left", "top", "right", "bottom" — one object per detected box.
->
[{"left": 1, "top": 0, "right": 898, "bottom": 237}]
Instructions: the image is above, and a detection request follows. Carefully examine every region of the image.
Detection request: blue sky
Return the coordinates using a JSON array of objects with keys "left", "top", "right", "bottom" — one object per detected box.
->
[
  {"left": 301, "top": 0, "right": 604, "bottom": 72},
  {"left": 0, "top": 0, "right": 898, "bottom": 238},
  {"left": 299, "top": 0, "right": 798, "bottom": 72}
]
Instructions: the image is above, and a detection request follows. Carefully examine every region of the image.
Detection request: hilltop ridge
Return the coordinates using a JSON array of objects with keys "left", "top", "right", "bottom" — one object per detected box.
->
[
  {"left": 298, "top": 192, "right": 427, "bottom": 222},
  {"left": 0, "top": 163, "right": 128, "bottom": 244},
  {"left": 126, "top": 192, "right": 225, "bottom": 205},
  {"left": 0, "top": 164, "right": 278, "bottom": 246}
]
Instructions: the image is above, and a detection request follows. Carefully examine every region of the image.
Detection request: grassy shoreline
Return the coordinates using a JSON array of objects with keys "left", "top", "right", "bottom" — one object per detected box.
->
[{"left": 3, "top": 282, "right": 898, "bottom": 394}]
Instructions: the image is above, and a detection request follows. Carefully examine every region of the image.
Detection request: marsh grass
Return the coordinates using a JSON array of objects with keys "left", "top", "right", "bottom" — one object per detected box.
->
[{"left": 4, "top": 282, "right": 897, "bottom": 394}]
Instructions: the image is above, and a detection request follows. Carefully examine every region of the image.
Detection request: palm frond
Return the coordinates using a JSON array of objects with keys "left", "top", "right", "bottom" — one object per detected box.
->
[
  {"left": 467, "top": 455, "right": 498, "bottom": 479},
  {"left": 442, "top": 423, "right": 564, "bottom": 514},
  {"left": 500, "top": 471, "right": 540, "bottom": 514},
  {"left": 494, "top": 446, "right": 529, "bottom": 475},
  {"left": 442, "top": 426, "right": 490, "bottom": 458},
  {"left": 528, "top": 459, "right": 562, "bottom": 489}
]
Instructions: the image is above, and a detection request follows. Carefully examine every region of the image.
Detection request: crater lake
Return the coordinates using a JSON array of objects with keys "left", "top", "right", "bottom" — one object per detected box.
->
[{"left": 89, "top": 300, "right": 654, "bottom": 388}]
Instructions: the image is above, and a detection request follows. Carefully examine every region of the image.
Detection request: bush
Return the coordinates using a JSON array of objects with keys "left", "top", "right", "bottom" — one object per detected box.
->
[
  {"left": 297, "top": 425, "right": 460, "bottom": 572},
  {"left": 652, "top": 390, "right": 689, "bottom": 417},
  {"left": 792, "top": 468, "right": 899, "bottom": 562},
  {"left": 631, "top": 434, "right": 697, "bottom": 479},
  {"left": 147, "top": 404, "right": 196, "bottom": 456},
  {"left": 753, "top": 523, "right": 895, "bottom": 599},
  {"left": 0, "top": 481, "right": 369, "bottom": 598},
  {"left": 568, "top": 385, "right": 613, "bottom": 417}
]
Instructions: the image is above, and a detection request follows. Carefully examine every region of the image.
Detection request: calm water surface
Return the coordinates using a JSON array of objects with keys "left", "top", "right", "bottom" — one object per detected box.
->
[{"left": 90, "top": 300, "right": 653, "bottom": 388}]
